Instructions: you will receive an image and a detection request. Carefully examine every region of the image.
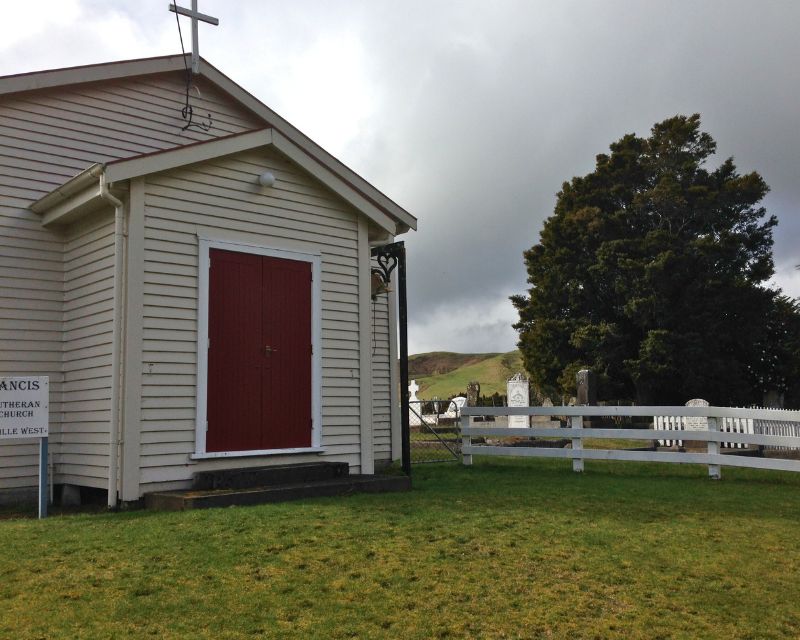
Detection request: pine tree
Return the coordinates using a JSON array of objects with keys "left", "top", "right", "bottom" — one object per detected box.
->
[{"left": 512, "top": 114, "right": 799, "bottom": 406}]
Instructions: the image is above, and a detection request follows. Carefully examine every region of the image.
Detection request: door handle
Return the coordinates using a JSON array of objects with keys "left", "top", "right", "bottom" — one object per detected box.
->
[{"left": 265, "top": 345, "right": 278, "bottom": 355}]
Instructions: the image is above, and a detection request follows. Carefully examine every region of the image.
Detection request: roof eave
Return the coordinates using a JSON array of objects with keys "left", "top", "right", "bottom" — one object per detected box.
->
[
  {"left": 29, "top": 164, "right": 104, "bottom": 216},
  {"left": 0, "top": 54, "right": 188, "bottom": 97},
  {"left": 31, "top": 129, "right": 404, "bottom": 235},
  {"left": 2, "top": 53, "right": 417, "bottom": 233}
]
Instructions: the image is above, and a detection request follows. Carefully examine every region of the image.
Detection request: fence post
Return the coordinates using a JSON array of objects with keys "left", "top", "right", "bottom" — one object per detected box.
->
[
  {"left": 707, "top": 416, "right": 721, "bottom": 480},
  {"left": 461, "top": 411, "right": 472, "bottom": 466},
  {"left": 571, "top": 415, "right": 584, "bottom": 473}
]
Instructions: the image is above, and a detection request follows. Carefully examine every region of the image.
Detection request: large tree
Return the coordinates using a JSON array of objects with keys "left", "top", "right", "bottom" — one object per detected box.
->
[{"left": 512, "top": 114, "right": 800, "bottom": 406}]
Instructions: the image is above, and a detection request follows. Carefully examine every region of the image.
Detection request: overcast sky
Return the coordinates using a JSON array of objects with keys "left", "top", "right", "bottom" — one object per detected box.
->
[{"left": 2, "top": 1, "right": 798, "bottom": 354}]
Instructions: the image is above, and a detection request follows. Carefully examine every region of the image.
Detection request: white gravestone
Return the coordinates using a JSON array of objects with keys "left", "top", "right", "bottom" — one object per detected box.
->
[
  {"left": 409, "top": 380, "right": 421, "bottom": 426},
  {"left": 443, "top": 396, "right": 466, "bottom": 419},
  {"left": 507, "top": 373, "right": 530, "bottom": 428},
  {"left": 684, "top": 398, "right": 709, "bottom": 431}
]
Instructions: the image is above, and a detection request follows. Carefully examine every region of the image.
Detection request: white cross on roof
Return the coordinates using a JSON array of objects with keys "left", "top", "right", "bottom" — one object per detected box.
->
[{"left": 169, "top": 1, "right": 219, "bottom": 75}]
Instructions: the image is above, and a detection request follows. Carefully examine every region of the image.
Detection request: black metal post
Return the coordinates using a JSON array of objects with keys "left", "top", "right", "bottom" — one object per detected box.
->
[
  {"left": 396, "top": 243, "right": 411, "bottom": 475},
  {"left": 370, "top": 241, "right": 411, "bottom": 476}
]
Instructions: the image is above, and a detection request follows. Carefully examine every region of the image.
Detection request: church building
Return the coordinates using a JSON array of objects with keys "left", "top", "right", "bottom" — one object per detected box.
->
[{"left": 0, "top": 53, "right": 415, "bottom": 505}]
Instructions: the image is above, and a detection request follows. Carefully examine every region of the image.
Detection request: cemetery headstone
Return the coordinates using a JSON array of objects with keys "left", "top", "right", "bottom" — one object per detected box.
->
[
  {"left": 507, "top": 373, "right": 530, "bottom": 428},
  {"left": 531, "top": 396, "right": 560, "bottom": 426},
  {"left": 682, "top": 398, "right": 710, "bottom": 449},
  {"left": 443, "top": 396, "right": 466, "bottom": 419},
  {"left": 409, "top": 380, "right": 421, "bottom": 426},
  {"left": 466, "top": 381, "right": 481, "bottom": 407},
  {"left": 684, "top": 398, "right": 709, "bottom": 432},
  {"left": 576, "top": 369, "right": 597, "bottom": 405},
  {"left": 763, "top": 390, "right": 784, "bottom": 409}
]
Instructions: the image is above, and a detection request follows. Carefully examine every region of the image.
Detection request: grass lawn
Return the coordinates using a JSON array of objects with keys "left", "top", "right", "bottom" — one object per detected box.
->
[
  {"left": 2, "top": 458, "right": 800, "bottom": 639},
  {"left": 582, "top": 437, "right": 655, "bottom": 449}
]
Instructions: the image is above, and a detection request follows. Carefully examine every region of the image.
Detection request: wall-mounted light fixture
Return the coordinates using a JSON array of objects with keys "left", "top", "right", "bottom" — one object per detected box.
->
[{"left": 257, "top": 171, "right": 276, "bottom": 187}]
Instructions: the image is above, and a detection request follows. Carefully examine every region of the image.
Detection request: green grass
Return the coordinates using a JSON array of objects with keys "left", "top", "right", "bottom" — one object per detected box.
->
[
  {"left": 2, "top": 458, "right": 800, "bottom": 638},
  {"left": 414, "top": 350, "right": 524, "bottom": 397}
]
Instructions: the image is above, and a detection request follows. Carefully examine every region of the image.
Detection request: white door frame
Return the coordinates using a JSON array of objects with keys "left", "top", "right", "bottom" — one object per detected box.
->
[{"left": 192, "top": 236, "right": 323, "bottom": 459}]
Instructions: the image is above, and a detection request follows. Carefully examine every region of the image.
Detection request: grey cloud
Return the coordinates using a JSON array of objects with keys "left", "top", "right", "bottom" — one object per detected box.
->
[
  {"left": 344, "top": 0, "right": 800, "bottom": 348},
  {"left": 3, "top": 0, "right": 798, "bottom": 353}
]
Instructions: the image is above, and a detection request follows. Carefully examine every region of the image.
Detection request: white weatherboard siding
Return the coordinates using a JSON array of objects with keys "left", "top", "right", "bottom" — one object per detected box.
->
[
  {"left": 137, "top": 147, "right": 365, "bottom": 493},
  {"left": 370, "top": 266, "right": 393, "bottom": 464},
  {"left": 0, "top": 135, "right": 64, "bottom": 497},
  {"left": 0, "top": 70, "right": 263, "bottom": 498},
  {"left": 0, "top": 205, "right": 63, "bottom": 495},
  {"left": 60, "top": 211, "right": 116, "bottom": 489}
]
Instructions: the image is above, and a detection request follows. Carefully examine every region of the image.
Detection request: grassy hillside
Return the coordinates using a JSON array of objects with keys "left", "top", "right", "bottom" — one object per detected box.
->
[{"left": 409, "top": 350, "right": 525, "bottom": 398}]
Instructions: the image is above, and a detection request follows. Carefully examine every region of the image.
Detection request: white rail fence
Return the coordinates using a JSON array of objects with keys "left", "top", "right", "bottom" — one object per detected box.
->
[
  {"left": 460, "top": 405, "right": 800, "bottom": 478},
  {"left": 655, "top": 407, "right": 800, "bottom": 448}
]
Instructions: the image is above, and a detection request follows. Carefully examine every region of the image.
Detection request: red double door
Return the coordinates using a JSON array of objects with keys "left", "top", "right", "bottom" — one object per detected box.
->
[{"left": 206, "top": 248, "right": 312, "bottom": 452}]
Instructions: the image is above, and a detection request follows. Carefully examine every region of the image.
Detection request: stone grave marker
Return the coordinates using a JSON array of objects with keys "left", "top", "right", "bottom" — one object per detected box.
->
[
  {"left": 531, "top": 396, "right": 560, "bottom": 427},
  {"left": 466, "top": 381, "right": 480, "bottom": 407},
  {"left": 682, "top": 398, "right": 710, "bottom": 448},
  {"left": 409, "top": 380, "right": 421, "bottom": 426},
  {"left": 507, "top": 373, "right": 530, "bottom": 428},
  {"left": 533, "top": 396, "right": 562, "bottom": 427},
  {"left": 684, "top": 398, "right": 709, "bottom": 431},
  {"left": 576, "top": 369, "right": 597, "bottom": 405},
  {"left": 443, "top": 396, "right": 466, "bottom": 419}
]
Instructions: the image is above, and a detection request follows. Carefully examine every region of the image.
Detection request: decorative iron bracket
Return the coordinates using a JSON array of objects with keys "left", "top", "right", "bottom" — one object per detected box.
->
[
  {"left": 370, "top": 240, "right": 411, "bottom": 475},
  {"left": 370, "top": 243, "right": 401, "bottom": 287}
]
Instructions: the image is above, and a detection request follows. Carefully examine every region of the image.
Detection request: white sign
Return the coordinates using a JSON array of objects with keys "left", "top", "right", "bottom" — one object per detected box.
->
[
  {"left": 507, "top": 373, "right": 529, "bottom": 428},
  {"left": 0, "top": 376, "right": 49, "bottom": 439}
]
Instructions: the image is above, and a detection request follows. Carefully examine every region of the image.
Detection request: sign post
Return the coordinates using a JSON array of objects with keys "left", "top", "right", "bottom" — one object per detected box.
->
[
  {"left": 39, "top": 436, "right": 48, "bottom": 518},
  {"left": 0, "top": 376, "right": 49, "bottom": 518}
]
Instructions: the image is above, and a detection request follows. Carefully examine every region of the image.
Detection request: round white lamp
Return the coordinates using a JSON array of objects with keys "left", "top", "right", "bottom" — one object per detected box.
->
[{"left": 257, "top": 171, "right": 276, "bottom": 187}]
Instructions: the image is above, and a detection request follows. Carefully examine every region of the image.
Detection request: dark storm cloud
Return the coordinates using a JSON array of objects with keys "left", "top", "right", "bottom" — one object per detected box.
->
[
  {"left": 3, "top": 1, "right": 798, "bottom": 353},
  {"left": 336, "top": 0, "right": 800, "bottom": 351}
]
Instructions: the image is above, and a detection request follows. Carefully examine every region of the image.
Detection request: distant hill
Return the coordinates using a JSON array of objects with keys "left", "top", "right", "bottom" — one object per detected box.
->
[{"left": 409, "top": 351, "right": 525, "bottom": 398}]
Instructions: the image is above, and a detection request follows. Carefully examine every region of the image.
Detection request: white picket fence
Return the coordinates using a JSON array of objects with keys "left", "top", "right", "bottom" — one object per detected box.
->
[
  {"left": 655, "top": 407, "right": 800, "bottom": 449},
  {"left": 460, "top": 405, "right": 800, "bottom": 478},
  {"left": 752, "top": 411, "right": 800, "bottom": 450}
]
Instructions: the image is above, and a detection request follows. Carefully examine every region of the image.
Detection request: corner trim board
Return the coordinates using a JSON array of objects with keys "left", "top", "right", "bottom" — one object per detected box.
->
[
  {"left": 357, "top": 216, "right": 374, "bottom": 474},
  {"left": 120, "top": 177, "right": 146, "bottom": 501}
]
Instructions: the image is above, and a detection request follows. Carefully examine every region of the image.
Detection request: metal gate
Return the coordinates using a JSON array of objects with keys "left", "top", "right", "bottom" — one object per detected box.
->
[{"left": 409, "top": 400, "right": 461, "bottom": 463}]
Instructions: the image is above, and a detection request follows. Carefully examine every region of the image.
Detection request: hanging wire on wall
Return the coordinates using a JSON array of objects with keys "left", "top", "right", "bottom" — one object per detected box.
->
[{"left": 172, "top": 1, "right": 213, "bottom": 132}]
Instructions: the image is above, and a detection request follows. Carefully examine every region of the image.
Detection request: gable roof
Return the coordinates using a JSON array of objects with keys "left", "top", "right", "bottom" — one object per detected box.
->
[
  {"left": 2, "top": 54, "right": 416, "bottom": 234},
  {"left": 30, "top": 127, "right": 400, "bottom": 234}
]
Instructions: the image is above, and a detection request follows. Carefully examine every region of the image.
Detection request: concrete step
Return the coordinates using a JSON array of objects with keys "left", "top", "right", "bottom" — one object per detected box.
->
[
  {"left": 145, "top": 474, "right": 411, "bottom": 511},
  {"left": 193, "top": 461, "right": 349, "bottom": 490}
]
